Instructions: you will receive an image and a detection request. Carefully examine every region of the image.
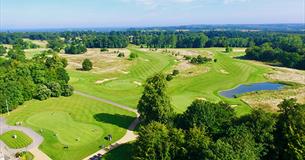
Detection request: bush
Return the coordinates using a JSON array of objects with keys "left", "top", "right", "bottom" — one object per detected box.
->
[
  {"left": 129, "top": 52, "right": 138, "bottom": 59},
  {"left": 61, "top": 84, "right": 74, "bottom": 97},
  {"left": 225, "top": 46, "right": 233, "bottom": 53},
  {"left": 117, "top": 52, "right": 125, "bottom": 57},
  {"left": 101, "top": 48, "right": 109, "bottom": 52},
  {"left": 47, "top": 82, "right": 62, "bottom": 97},
  {"left": 166, "top": 74, "right": 173, "bottom": 81},
  {"left": 172, "top": 70, "right": 179, "bottom": 76},
  {"left": 35, "top": 85, "right": 51, "bottom": 100},
  {"left": 82, "top": 59, "right": 93, "bottom": 71}
]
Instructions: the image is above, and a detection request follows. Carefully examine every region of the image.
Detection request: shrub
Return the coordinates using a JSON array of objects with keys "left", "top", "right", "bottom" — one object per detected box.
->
[
  {"left": 101, "top": 48, "right": 109, "bottom": 52},
  {"left": 172, "top": 70, "right": 179, "bottom": 76},
  {"left": 129, "top": 52, "right": 138, "bottom": 59},
  {"left": 82, "top": 59, "right": 93, "bottom": 71},
  {"left": 225, "top": 46, "right": 233, "bottom": 53},
  {"left": 47, "top": 82, "right": 62, "bottom": 97},
  {"left": 166, "top": 74, "right": 173, "bottom": 81},
  {"left": 35, "top": 85, "right": 51, "bottom": 100},
  {"left": 61, "top": 84, "right": 74, "bottom": 97},
  {"left": 118, "top": 52, "right": 125, "bottom": 57}
]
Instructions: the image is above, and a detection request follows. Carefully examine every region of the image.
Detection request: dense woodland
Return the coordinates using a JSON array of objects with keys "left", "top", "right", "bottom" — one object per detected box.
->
[
  {"left": 0, "top": 46, "right": 73, "bottom": 113},
  {"left": 0, "top": 30, "right": 304, "bottom": 69},
  {"left": 135, "top": 74, "right": 305, "bottom": 160}
]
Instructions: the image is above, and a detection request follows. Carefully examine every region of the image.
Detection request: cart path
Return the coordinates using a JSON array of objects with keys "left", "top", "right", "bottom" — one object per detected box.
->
[{"left": 74, "top": 91, "right": 140, "bottom": 160}]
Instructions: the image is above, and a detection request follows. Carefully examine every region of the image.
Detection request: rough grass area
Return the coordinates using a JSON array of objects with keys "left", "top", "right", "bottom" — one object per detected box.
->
[
  {"left": 62, "top": 48, "right": 132, "bottom": 74},
  {"left": 0, "top": 130, "right": 33, "bottom": 149},
  {"left": 4, "top": 94, "right": 136, "bottom": 160}
]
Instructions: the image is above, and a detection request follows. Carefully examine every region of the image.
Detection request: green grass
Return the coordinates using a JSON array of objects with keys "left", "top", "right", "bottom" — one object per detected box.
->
[
  {"left": 169, "top": 48, "right": 270, "bottom": 115},
  {"left": 3, "top": 94, "right": 136, "bottom": 160},
  {"left": 102, "top": 142, "right": 134, "bottom": 160},
  {"left": 69, "top": 47, "right": 176, "bottom": 108},
  {"left": 0, "top": 130, "right": 33, "bottom": 149},
  {"left": 69, "top": 47, "right": 271, "bottom": 116}
]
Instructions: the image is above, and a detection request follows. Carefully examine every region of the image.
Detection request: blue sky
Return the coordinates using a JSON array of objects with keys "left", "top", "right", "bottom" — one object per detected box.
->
[{"left": 0, "top": 0, "right": 304, "bottom": 29}]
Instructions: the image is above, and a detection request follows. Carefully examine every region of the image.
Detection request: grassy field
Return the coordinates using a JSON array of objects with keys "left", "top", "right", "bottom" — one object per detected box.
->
[
  {"left": 0, "top": 130, "right": 33, "bottom": 149},
  {"left": 3, "top": 94, "right": 136, "bottom": 160},
  {"left": 102, "top": 142, "right": 133, "bottom": 160},
  {"left": 68, "top": 47, "right": 271, "bottom": 115},
  {"left": 68, "top": 47, "right": 176, "bottom": 108}
]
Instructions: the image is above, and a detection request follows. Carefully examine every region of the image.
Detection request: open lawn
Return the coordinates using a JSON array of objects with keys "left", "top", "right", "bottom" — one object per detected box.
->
[
  {"left": 3, "top": 94, "right": 136, "bottom": 160},
  {"left": 0, "top": 130, "right": 33, "bottom": 149}
]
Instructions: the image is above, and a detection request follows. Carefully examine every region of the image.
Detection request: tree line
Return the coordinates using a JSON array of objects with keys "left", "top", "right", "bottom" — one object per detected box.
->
[
  {"left": 245, "top": 35, "right": 305, "bottom": 69},
  {"left": 0, "top": 46, "right": 73, "bottom": 113},
  {"left": 134, "top": 74, "right": 305, "bottom": 160}
]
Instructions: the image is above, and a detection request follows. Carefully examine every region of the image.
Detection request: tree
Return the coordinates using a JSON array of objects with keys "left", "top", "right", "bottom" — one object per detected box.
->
[
  {"left": 0, "top": 45, "right": 6, "bottom": 56},
  {"left": 274, "top": 99, "right": 305, "bottom": 159},
  {"left": 177, "top": 100, "right": 235, "bottom": 135},
  {"left": 166, "top": 74, "right": 173, "bottom": 81},
  {"left": 82, "top": 59, "right": 93, "bottom": 71},
  {"left": 47, "top": 38, "right": 64, "bottom": 52},
  {"left": 185, "top": 127, "right": 213, "bottom": 159},
  {"left": 221, "top": 125, "right": 262, "bottom": 160},
  {"left": 35, "top": 84, "right": 51, "bottom": 100},
  {"left": 239, "top": 109, "right": 277, "bottom": 158},
  {"left": 137, "top": 74, "right": 174, "bottom": 124},
  {"left": 61, "top": 84, "right": 74, "bottom": 97},
  {"left": 134, "top": 122, "right": 171, "bottom": 160},
  {"left": 47, "top": 82, "right": 62, "bottom": 97},
  {"left": 225, "top": 46, "right": 233, "bottom": 53}
]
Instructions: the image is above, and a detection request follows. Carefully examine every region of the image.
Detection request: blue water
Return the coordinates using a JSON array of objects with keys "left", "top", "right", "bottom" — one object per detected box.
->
[{"left": 220, "top": 82, "right": 285, "bottom": 98}]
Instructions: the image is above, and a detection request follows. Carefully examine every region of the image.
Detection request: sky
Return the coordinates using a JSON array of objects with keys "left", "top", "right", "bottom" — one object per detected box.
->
[{"left": 0, "top": 0, "right": 304, "bottom": 29}]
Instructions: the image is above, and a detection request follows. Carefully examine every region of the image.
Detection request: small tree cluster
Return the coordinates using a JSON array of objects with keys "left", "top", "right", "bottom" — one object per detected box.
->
[
  {"left": 190, "top": 55, "right": 212, "bottom": 64},
  {"left": 117, "top": 52, "right": 125, "bottom": 57},
  {"left": 82, "top": 59, "right": 93, "bottom": 71},
  {"left": 225, "top": 46, "right": 233, "bottom": 53},
  {"left": 129, "top": 52, "right": 138, "bottom": 60},
  {"left": 166, "top": 70, "right": 180, "bottom": 81}
]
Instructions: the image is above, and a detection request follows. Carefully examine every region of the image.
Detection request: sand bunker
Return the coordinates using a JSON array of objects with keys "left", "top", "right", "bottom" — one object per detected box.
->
[{"left": 95, "top": 78, "right": 117, "bottom": 84}]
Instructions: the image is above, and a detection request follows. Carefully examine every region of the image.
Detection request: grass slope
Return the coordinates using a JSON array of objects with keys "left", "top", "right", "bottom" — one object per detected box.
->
[
  {"left": 69, "top": 47, "right": 176, "bottom": 108},
  {"left": 3, "top": 94, "right": 136, "bottom": 160},
  {"left": 69, "top": 47, "right": 271, "bottom": 115},
  {"left": 169, "top": 48, "right": 270, "bottom": 115},
  {"left": 0, "top": 130, "right": 33, "bottom": 149}
]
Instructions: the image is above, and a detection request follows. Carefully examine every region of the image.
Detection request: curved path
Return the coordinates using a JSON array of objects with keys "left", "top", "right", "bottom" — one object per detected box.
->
[
  {"left": 74, "top": 91, "right": 140, "bottom": 160},
  {"left": 0, "top": 117, "right": 51, "bottom": 160}
]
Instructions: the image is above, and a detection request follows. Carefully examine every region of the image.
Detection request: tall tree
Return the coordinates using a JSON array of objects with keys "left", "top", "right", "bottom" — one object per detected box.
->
[
  {"left": 137, "top": 73, "right": 174, "bottom": 124},
  {"left": 274, "top": 99, "right": 305, "bottom": 159}
]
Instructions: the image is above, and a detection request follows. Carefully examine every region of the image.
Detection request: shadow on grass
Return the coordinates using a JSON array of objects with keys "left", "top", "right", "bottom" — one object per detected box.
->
[
  {"left": 102, "top": 142, "right": 134, "bottom": 160},
  {"left": 93, "top": 113, "right": 135, "bottom": 130}
]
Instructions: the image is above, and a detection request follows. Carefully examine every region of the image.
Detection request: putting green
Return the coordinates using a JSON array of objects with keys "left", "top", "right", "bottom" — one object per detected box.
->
[
  {"left": 4, "top": 94, "right": 136, "bottom": 160},
  {"left": 27, "top": 112, "right": 103, "bottom": 146},
  {"left": 0, "top": 130, "right": 33, "bottom": 149}
]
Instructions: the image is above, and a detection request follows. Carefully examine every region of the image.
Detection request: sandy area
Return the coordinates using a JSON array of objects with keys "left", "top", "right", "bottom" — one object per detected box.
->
[{"left": 95, "top": 78, "right": 117, "bottom": 84}]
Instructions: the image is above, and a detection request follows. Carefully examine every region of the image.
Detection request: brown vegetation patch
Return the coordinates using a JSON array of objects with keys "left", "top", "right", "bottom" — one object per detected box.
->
[
  {"left": 61, "top": 48, "right": 132, "bottom": 74},
  {"left": 241, "top": 86, "right": 305, "bottom": 112}
]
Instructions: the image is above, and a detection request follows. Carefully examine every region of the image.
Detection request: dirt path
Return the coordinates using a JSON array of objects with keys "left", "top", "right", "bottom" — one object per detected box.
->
[
  {"left": 0, "top": 118, "right": 51, "bottom": 160},
  {"left": 74, "top": 91, "right": 140, "bottom": 160}
]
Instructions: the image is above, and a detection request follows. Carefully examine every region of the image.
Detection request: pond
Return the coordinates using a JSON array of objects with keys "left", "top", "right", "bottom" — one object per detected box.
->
[{"left": 220, "top": 82, "right": 285, "bottom": 98}]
